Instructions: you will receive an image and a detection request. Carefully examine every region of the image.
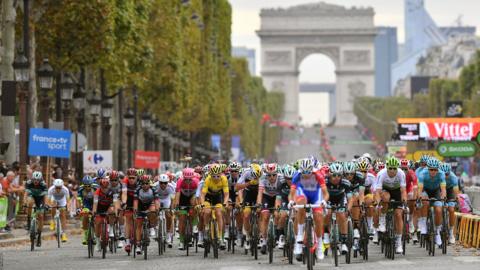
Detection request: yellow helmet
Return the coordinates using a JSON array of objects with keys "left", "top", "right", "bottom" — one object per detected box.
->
[
  {"left": 209, "top": 163, "right": 222, "bottom": 175},
  {"left": 250, "top": 163, "right": 262, "bottom": 178}
]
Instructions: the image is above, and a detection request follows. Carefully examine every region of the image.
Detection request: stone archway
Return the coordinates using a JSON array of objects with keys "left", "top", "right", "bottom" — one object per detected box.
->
[{"left": 257, "top": 2, "right": 376, "bottom": 126}]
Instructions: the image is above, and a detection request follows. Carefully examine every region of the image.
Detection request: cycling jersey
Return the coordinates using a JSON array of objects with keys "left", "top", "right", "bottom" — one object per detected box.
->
[
  {"left": 176, "top": 178, "right": 199, "bottom": 206},
  {"left": 202, "top": 175, "right": 229, "bottom": 195},
  {"left": 347, "top": 172, "right": 365, "bottom": 194},
  {"left": 277, "top": 181, "right": 291, "bottom": 208},
  {"left": 375, "top": 168, "right": 406, "bottom": 191},
  {"left": 404, "top": 169, "right": 418, "bottom": 194},
  {"left": 415, "top": 166, "right": 427, "bottom": 178},
  {"left": 445, "top": 172, "right": 459, "bottom": 189},
  {"left": 121, "top": 178, "right": 138, "bottom": 209},
  {"left": 134, "top": 187, "right": 158, "bottom": 212},
  {"left": 291, "top": 171, "right": 326, "bottom": 205},
  {"left": 48, "top": 185, "right": 70, "bottom": 207},
  {"left": 364, "top": 172, "right": 376, "bottom": 194},
  {"left": 325, "top": 177, "right": 352, "bottom": 207},
  {"left": 227, "top": 174, "right": 240, "bottom": 202},
  {"left": 259, "top": 174, "right": 284, "bottom": 209},
  {"left": 78, "top": 184, "right": 97, "bottom": 210},
  {"left": 109, "top": 182, "right": 122, "bottom": 196},
  {"left": 418, "top": 170, "right": 446, "bottom": 191},
  {"left": 195, "top": 180, "right": 204, "bottom": 198},
  {"left": 237, "top": 168, "right": 260, "bottom": 205},
  {"left": 156, "top": 183, "right": 175, "bottom": 208},
  {"left": 94, "top": 188, "right": 115, "bottom": 213},
  {"left": 26, "top": 180, "right": 48, "bottom": 198}
]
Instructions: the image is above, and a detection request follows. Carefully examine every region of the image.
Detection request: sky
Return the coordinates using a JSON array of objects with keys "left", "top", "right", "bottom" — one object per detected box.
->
[{"left": 228, "top": 0, "right": 480, "bottom": 82}]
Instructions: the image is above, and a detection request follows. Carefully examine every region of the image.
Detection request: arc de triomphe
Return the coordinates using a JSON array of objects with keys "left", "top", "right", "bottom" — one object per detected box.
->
[{"left": 257, "top": 2, "right": 377, "bottom": 126}]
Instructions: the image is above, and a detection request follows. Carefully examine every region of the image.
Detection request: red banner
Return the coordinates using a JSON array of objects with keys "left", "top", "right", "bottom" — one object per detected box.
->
[
  {"left": 134, "top": 150, "right": 161, "bottom": 169},
  {"left": 397, "top": 118, "right": 480, "bottom": 141}
]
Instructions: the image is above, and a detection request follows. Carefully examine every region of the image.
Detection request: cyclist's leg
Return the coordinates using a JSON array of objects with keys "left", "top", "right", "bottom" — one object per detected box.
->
[
  {"left": 124, "top": 210, "right": 133, "bottom": 246},
  {"left": 135, "top": 213, "right": 144, "bottom": 246},
  {"left": 364, "top": 194, "right": 374, "bottom": 232},
  {"left": 59, "top": 206, "right": 67, "bottom": 232},
  {"left": 379, "top": 191, "right": 391, "bottom": 231},
  {"left": 215, "top": 204, "right": 224, "bottom": 236}
]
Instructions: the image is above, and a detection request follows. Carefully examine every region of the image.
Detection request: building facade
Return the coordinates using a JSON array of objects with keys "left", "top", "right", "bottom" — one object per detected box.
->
[{"left": 375, "top": 27, "right": 398, "bottom": 97}]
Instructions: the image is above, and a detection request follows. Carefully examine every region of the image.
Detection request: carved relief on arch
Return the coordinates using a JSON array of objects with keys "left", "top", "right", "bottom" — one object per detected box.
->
[
  {"left": 347, "top": 80, "right": 366, "bottom": 105},
  {"left": 264, "top": 51, "right": 292, "bottom": 66},
  {"left": 295, "top": 47, "right": 340, "bottom": 68}
]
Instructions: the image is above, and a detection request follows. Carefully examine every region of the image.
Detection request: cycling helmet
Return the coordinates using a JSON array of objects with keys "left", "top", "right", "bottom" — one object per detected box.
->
[
  {"left": 109, "top": 170, "right": 119, "bottom": 180},
  {"left": 82, "top": 175, "right": 94, "bottom": 186},
  {"left": 357, "top": 160, "right": 370, "bottom": 171},
  {"left": 202, "top": 165, "right": 210, "bottom": 174},
  {"left": 343, "top": 161, "right": 356, "bottom": 173},
  {"left": 228, "top": 161, "right": 242, "bottom": 171},
  {"left": 183, "top": 168, "right": 195, "bottom": 179},
  {"left": 329, "top": 163, "right": 343, "bottom": 174},
  {"left": 97, "top": 168, "right": 107, "bottom": 178},
  {"left": 265, "top": 163, "right": 278, "bottom": 174},
  {"left": 220, "top": 163, "right": 228, "bottom": 173},
  {"left": 408, "top": 160, "right": 415, "bottom": 170},
  {"left": 427, "top": 158, "right": 440, "bottom": 169},
  {"left": 386, "top": 156, "right": 400, "bottom": 168},
  {"left": 283, "top": 165, "right": 296, "bottom": 178},
  {"left": 136, "top": 168, "right": 145, "bottom": 176},
  {"left": 400, "top": 159, "right": 409, "bottom": 168},
  {"left": 309, "top": 155, "right": 319, "bottom": 168},
  {"left": 194, "top": 166, "right": 203, "bottom": 174},
  {"left": 118, "top": 171, "right": 125, "bottom": 179},
  {"left": 299, "top": 158, "right": 313, "bottom": 174},
  {"left": 159, "top": 174, "right": 170, "bottom": 183},
  {"left": 420, "top": 154, "right": 430, "bottom": 163},
  {"left": 127, "top": 168, "right": 137, "bottom": 176},
  {"left": 440, "top": 163, "right": 451, "bottom": 174},
  {"left": 209, "top": 164, "right": 222, "bottom": 175},
  {"left": 53, "top": 179, "right": 64, "bottom": 187},
  {"left": 139, "top": 175, "right": 150, "bottom": 184},
  {"left": 250, "top": 164, "right": 262, "bottom": 178},
  {"left": 32, "top": 171, "right": 43, "bottom": 180},
  {"left": 361, "top": 153, "right": 373, "bottom": 164},
  {"left": 375, "top": 161, "right": 385, "bottom": 171}
]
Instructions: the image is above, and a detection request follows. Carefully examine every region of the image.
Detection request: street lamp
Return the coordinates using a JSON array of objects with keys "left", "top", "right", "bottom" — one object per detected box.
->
[
  {"left": 37, "top": 58, "right": 53, "bottom": 129},
  {"left": 61, "top": 73, "right": 74, "bottom": 181},
  {"left": 101, "top": 98, "right": 114, "bottom": 150},
  {"left": 141, "top": 111, "right": 151, "bottom": 150},
  {"left": 72, "top": 84, "right": 86, "bottom": 181},
  {"left": 124, "top": 107, "right": 134, "bottom": 168},
  {"left": 88, "top": 91, "right": 101, "bottom": 150},
  {"left": 13, "top": 51, "right": 29, "bottom": 189}
]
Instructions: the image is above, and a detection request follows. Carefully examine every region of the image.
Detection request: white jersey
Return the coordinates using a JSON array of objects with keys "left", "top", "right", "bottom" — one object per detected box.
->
[
  {"left": 195, "top": 180, "right": 205, "bottom": 198},
  {"left": 48, "top": 185, "right": 70, "bottom": 207},
  {"left": 156, "top": 183, "right": 175, "bottom": 200},
  {"left": 365, "top": 172, "right": 376, "bottom": 191},
  {"left": 375, "top": 168, "right": 406, "bottom": 190}
]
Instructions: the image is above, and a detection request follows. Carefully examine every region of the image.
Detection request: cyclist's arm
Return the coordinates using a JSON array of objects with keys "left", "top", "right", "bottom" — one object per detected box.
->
[
  {"left": 321, "top": 184, "right": 329, "bottom": 202},
  {"left": 358, "top": 187, "right": 365, "bottom": 205},
  {"left": 256, "top": 187, "right": 264, "bottom": 206},
  {"left": 92, "top": 194, "right": 98, "bottom": 214},
  {"left": 401, "top": 187, "right": 407, "bottom": 203},
  {"left": 222, "top": 178, "right": 229, "bottom": 205},
  {"left": 173, "top": 191, "right": 180, "bottom": 209}
]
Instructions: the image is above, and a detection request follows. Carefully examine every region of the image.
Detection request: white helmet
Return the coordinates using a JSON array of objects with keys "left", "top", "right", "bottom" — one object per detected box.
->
[
  {"left": 159, "top": 174, "right": 169, "bottom": 183},
  {"left": 361, "top": 153, "right": 372, "bottom": 164},
  {"left": 53, "top": 179, "right": 64, "bottom": 187}
]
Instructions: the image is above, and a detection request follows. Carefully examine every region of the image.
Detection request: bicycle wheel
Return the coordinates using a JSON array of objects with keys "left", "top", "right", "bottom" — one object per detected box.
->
[
  {"left": 158, "top": 216, "right": 164, "bottom": 255},
  {"left": 361, "top": 217, "right": 369, "bottom": 261},
  {"left": 102, "top": 221, "right": 107, "bottom": 259},
  {"left": 143, "top": 223, "right": 149, "bottom": 260},
  {"left": 212, "top": 220, "right": 219, "bottom": 259},
  {"left": 287, "top": 220, "right": 294, "bottom": 264},
  {"left": 268, "top": 219, "right": 275, "bottom": 264},
  {"left": 427, "top": 208, "right": 435, "bottom": 256},
  {"left": 306, "top": 218, "right": 314, "bottom": 270},
  {"left": 346, "top": 218, "right": 353, "bottom": 264},
  {"left": 56, "top": 216, "right": 61, "bottom": 248},
  {"left": 441, "top": 208, "right": 449, "bottom": 255},
  {"left": 133, "top": 217, "right": 137, "bottom": 258},
  {"left": 402, "top": 211, "right": 407, "bottom": 256},
  {"left": 30, "top": 219, "right": 36, "bottom": 252},
  {"left": 332, "top": 222, "right": 339, "bottom": 267},
  {"left": 185, "top": 217, "right": 191, "bottom": 256},
  {"left": 87, "top": 220, "right": 94, "bottom": 258}
]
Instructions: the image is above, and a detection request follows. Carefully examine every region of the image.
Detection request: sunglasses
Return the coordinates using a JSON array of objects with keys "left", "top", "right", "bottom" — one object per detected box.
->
[
  {"left": 387, "top": 167, "right": 397, "bottom": 171},
  {"left": 110, "top": 179, "right": 118, "bottom": 182},
  {"left": 360, "top": 170, "right": 367, "bottom": 173},
  {"left": 445, "top": 173, "right": 450, "bottom": 176},
  {"left": 141, "top": 182, "right": 150, "bottom": 185},
  {"left": 332, "top": 173, "right": 342, "bottom": 177},
  {"left": 345, "top": 173, "right": 355, "bottom": 176},
  {"left": 128, "top": 177, "right": 136, "bottom": 180},
  {"left": 230, "top": 170, "right": 239, "bottom": 173},
  {"left": 301, "top": 171, "right": 312, "bottom": 175},
  {"left": 83, "top": 185, "right": 91, "bottom": 188},
  {"left": 266, "top": 173, "right": 277, "bottom": 177},
  {"left": 429, "top": 169, "right": 438, "bottom": 172},
  {"left": 160, "top": 182, "right": 168, "bottom": 185},
  {"left": 212, "top": 174, "right": 221, "bottom": 179},
  {"left": 401, "top": 168, "right": 408, "bottom": 171}
]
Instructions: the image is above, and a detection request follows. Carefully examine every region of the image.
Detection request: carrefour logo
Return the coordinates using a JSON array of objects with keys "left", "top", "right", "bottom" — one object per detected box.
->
[{"left": 88, "top": 153, "right": 104, "bottom": 164}]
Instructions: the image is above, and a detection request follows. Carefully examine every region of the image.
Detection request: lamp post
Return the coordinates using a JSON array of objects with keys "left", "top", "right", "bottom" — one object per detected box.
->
[
  {"left": 124, "top": 107, "right": 134, "bottom": 168},
  {"left": 101, "top": 98, "right": 114, "bottom": 150},
  {"left": 141, "top": 111, "right": 151, "bottom": 151},
  {"left": 60, "top": 73, "right": 74, "bottom": 181},
  {"left": 88, "top": 91, "right": 101, "bottom": 150},
  {"left": 37, "top": 58, "right": 53, "bottom": 178},
  {"left": 13, "top": 51, "right": 29, "bottom": 190},
  {"left": 154, "top": 120, "right": 161, "bottom": 152},
  {"left": 73, "top": 85, "right": 86, "bottom": 181}
]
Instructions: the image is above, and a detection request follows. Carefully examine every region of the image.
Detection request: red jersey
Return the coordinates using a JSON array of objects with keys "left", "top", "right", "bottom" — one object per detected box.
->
[
  {"left": 405, "top": 169, "right": 418, "bottom": 193},
  {"left": 176, "top": 178, "right": 199, "bottom": 197}
]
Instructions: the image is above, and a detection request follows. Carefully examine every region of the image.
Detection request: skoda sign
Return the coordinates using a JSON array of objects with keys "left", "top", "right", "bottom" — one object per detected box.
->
[{"left": 437, "top": 142, "right": 477, "bottom": 157}]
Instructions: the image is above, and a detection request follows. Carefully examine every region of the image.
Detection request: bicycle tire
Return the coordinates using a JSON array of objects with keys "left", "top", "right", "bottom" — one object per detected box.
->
[
  {"left": 306, "top": 218, "right": 314, "bottom": 270},
  {"left": 102, "top": 221, "right": 107, "bottom": 259},
  {"left": 361, "top": 216, "right": 369, "bottom": 261},
  {"left": 186, "top": 217, "right": 191, "bottom": 256},
  {"left": 331, "top": 221, "right": 339, "bottom": 267},
  {"left": 287, "top": 219, "right": 294, "bottom": 264},
  {"left": 143, "top": 223, "right": 149, "bottom": 260},
  {"left": 346, "top": 218, "right": 353, "bottom": 264},
  {"left": 56, "top": 216, "right": 61, "bottom": 248},
  {"left": 268, "top": 218, "right": 275, "bottom": 264},
  {"left": 428, "top": 207, "right": 435, "bottom": 256},
  {"left": 30, "top": 219, "right": 36, "bottom": 252},
  {"left": 212, "top": 220, "right": 219, "bottom": 259},
  {"left": 441, "top": 208, "right": 449, "bottom": 254},
  {"left": 158, "top": 216, "right": 164, "bottom": 255}
]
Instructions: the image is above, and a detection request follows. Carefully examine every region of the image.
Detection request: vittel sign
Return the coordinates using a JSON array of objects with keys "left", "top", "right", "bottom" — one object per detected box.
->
[{"left": 398, "top": 118, "right": 480, "bottom": 141}]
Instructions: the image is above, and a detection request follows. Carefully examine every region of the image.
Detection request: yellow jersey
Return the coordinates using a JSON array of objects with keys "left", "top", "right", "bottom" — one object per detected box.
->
[{"left": 202, "top": 175, "right": 229, "bottom": 195}]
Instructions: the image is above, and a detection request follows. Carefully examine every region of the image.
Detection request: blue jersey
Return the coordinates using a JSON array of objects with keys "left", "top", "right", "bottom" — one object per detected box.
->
[
  {"left": 418, "top": 170, "right": 446, "bottom": 191},
  {"left": 78, "top": 184, "right": 98, "bottom": 210},
  {"left": 292, "top": 171, "right": 325, "bottom": 204},
  {"left": 445, "top": 172, "right": 459, "bottom": 189},
  {"left": 415, "top": 166, "right": 426, "bottom": 178}
]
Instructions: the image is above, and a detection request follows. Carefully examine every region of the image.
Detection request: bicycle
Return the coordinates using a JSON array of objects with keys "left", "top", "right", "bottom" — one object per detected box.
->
[
  {"left": 227, "top": 203, "right": 238, "bottom": 254},
  {"left": 382, "top": 200, "right": 403, "bottom": 260},
  {"left": 420, "top": 198, "right": 440, "bottom": 257},
  {"left": 243, "top": 204, "right": 260, "bottom": 260},
  {"left": 87, "top": 215, "right": 95, "bottom": 258},
  {"left": 327, "top": 204, "right": 340, "bottom": 267},
  {"left": 284, "top": 207, "right": 296, "bottom": 264},
  {"left": 203, "top": 204, "right": 222, "bottom": 259},
  {"left": 264, "top": 206, "right": 279, "bottom": 264},
  {"left": 95, "top": 213, "right": 110, "bottom": 259},
  {"left": 48, "top": 206, "right": 64, "bottom": 249},
  {"left": 352, "top": 204, "right": 369, "bottom": 261},
  {"left": 345, "top": 214, "right": 353, "bottom": 264},
  {"left": 23, "top": 206, "right": 43, "bottom": 251},
  {"left": 108, "top": 212, "right": 119, "bottom": 254},
  {"left": 295, "top": 204, "right": 322, "bottom": 270},
  {"left": 441, "top": 199, "right": 456, "bottom": 255},
  {"left": 157, "top": 208, "right": 169, "bottom": 255},
  {"left": 178, "top": 206, "right": 194, "bottom": 256},
  {"left": 133, "top": 210, "right": 150, "bottom": 260}
]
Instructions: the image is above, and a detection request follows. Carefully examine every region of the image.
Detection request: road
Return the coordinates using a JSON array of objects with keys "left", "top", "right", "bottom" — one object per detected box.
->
[
  {"left": 277, "top": 126, "right": 376, "bottom": 163},
  {"left": 2, "top": 234, "right": 479, "bottom": 270}
]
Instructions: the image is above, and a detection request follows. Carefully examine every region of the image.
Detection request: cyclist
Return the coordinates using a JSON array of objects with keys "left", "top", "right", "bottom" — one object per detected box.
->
[
  {"left": 92, "top": 176, "right": 118, "bottom": 252},
  {"left": 227, "top": 161, "right": 243, "bottom": 245},
  {"left": 236, "top": 163, "right": 262, "bottom": 252},
  {"left": 373, "top": 160, "right": 385, "bottom": 176},
  {"left": 133, "top": 175, "right": 159, "bottom": 255},
  {"left": 415, "top": 155, "right": 430, "bottom": 177},
  {"left": 77, "top": 175, "right": 97, "bottom": 245},
  {"left": 418, "top": 158, "right": 446, "bottom": 247},
  {"left": 48, "top": 178, "right": 70, "bottom": 242},
  {"left": 201, "top": 164, "right": 229, "bottom": 249},
  {"left": 121, "top": 167, "right": 139, "bottom": 253},
  {"left": 23, "top": 171, "right": 48, "bottom": 246},
  {"left": 276, "top": 165, "right": 295, "bottom": 249},
  {"left": 375, "top": 156, "right": 407, "bottom": 254},
  {"left": 400, "top": 159, "right": 419, "bottom": 242},
  {"left": 355, "top": 160, "right": 376, "bottom": 237},
  {"left": 290, "top": 158, "right": 329, "bottom": 261},
  {"left": 257, "top": 163, "right": 284, "bottom": 254},
  {"left": 173, "top": 168, "right": 199, "bottom": 250},
  {"left": 439, "top": 162, "right": 459, "bottom": 244},
  {"left": 109, "top": 170, "right": 124, "bottom": 247},
  {"left": 156, "top": 173, "right": 175, "bottom": 247},
  {"left": 324, "top": 162, "right": 352, "bottom": 256},
  {"left": 343, "top": 161, "right": 366, "bottom": 251}
]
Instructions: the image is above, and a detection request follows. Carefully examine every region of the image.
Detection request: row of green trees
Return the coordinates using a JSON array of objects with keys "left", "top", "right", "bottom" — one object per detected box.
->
[
  {"left": 354, "top": 51, "right": 480, "bottom": 146},
  {"left": 12, "top": 0, "right": 283, "bottom": 159}
]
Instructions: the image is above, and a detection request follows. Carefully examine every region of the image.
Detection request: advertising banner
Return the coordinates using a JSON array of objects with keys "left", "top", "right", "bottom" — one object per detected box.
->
[
  {"left": 231, "top": 136, "right": 241, "bottom": 161},
  {"left": 211, "top": 134, "right": 221, "bottom": 150},
  {"left": 28, "top": 128, "right": 71, "bottom": 158},
  {"left": 134, "top": 150, "right": 161, "bottom": 169},
  {"left": 0, "top": 197, "right": 7, "bottom": 228},
  {"left": 437, "top": 142, "right": 477, "bottom": 157},
  {"left": 83, "top": 150, "right": 113, "bottom": 173},
  {"left": 397, "top": 118, "right": 480, "bottom": 141}
]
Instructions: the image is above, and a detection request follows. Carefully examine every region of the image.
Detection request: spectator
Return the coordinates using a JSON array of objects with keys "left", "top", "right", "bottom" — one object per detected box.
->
[{"left": 2, "top": 170, "right": 24, "bottom": 231}]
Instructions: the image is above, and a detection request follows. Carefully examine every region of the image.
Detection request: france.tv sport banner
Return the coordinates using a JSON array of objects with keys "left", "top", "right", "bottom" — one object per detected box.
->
[
  {"left": 397, "top": 118, "right": 480, "bottom": 141},
  {"left": 28, "top": 128, "right": 71, "bottom": 158},
  {"left": 134, "top": 150, "right": 161, "bottom": 169}
]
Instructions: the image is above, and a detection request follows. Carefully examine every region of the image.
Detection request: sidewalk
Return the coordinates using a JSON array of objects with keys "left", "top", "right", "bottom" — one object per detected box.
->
[{"left": 0, "top": 219, "right": 82, "bottom": 247}]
